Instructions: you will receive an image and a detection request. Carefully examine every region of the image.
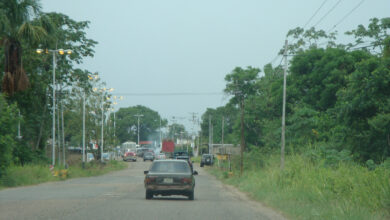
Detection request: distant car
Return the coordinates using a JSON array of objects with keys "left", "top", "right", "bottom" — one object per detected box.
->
[
  {"left": 173, "top": 151, "right": 188, "bottom": 159},
  {"left": 86, "top": 153, "right": 94, "bottom": 162},
  {"left": 156, "top": 153, "right": 166, "bottom": 160},
  {"left": 123, "top": 152, "right": 137, "bottom": 162},
  {"left": 176, "top": 155, "right": 193, "bottom": 171},
  {"left": 143, "top": 152, "right": 155, "bottom": 161},
  {"left": 102, "top": 152, "right": 110, "bottom": 161},
  {"left": 200, "top": 154, "right": 214, "bottom": 167},
  {"left": 144, "top": 160, "right": 198, "bottom": 200}
]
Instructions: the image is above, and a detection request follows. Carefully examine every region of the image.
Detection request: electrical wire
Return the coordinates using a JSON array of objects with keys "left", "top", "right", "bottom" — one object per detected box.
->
[
  {"left": 111, "top": 92, "right": 224, "bottom": 96},
  {"left": 303, "top": 0, "right": 329, "bottom": 28},
  {"left": 328, "top": 0, "right": 365, "bottom": 32},
  {"left": 313, "top": 0, "right": 343, "bottom": 27}
]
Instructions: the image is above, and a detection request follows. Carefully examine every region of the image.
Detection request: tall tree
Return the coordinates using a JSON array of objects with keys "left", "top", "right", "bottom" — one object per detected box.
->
[
  {"left": 224, "top": 66, "right": 260, "bottom": 175},
  {"left": 0, "top": 0, "right": 49, "bottom": 95},
  {"left": 115, "top": 105, "right": 165, "bottom": 144}
]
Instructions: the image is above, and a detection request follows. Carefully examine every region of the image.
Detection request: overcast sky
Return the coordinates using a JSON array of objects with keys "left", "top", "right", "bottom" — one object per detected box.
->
[{"left": 41, "top": 0, "right": 389, "bottom": 131}]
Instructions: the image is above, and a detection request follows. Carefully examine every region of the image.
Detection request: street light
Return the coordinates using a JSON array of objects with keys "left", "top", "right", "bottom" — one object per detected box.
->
[
  {"left": 93, "top": 87, "right": 113, "bottom": 162},
  {"left": 81, "top": 73, "right": 99, "bottom": 168},
  {"left": 112, "top": 96, "right": 123, "bottom": 143},
  {"left": 36, "top": 48, "right": 72, "bottom": 166},
  {"left": 134, "top": 114, "right": 144, "bottom": 146}
]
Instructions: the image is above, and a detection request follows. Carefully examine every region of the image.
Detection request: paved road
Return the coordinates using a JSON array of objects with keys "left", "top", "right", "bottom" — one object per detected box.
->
[{"left": 0, "top": 161, "right": 285, "bottom": 220}]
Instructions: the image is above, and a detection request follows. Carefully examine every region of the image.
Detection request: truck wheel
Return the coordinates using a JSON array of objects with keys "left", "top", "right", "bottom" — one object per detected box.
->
[
  {"left": 146, "top": 190, "right": 153, "bottom": 200},
  {"left": 188, "top": 190, "right": 194, "bottom": 200}
]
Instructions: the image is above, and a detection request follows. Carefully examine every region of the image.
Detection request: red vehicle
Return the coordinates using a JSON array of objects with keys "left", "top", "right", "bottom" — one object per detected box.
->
[
  {"left": 162, "top": 140, "right": 175, "bottom": 153},
  {"left": 123, "top": 151, "right": 137, "bottom": 162}
]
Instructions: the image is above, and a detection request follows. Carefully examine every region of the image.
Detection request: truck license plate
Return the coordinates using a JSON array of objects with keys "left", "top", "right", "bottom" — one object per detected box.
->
[{"left": 163, "top": 178, "right": 173, "bottom": 184}]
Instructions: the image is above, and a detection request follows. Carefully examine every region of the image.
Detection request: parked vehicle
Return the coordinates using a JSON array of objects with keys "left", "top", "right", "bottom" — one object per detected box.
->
[
  {"left": 123, "top": 151, "right": 137, "bottom": 162},
  {"left": 137, "top": 147, "right": 149, "bottom": 157},
  {"left": 102, "top": 152, "right": 110, "bottom": 161},
  {"left": 173, "top": 151, "right": 188, "bottom": 159},
  {"left": 86, "top": 153, "right": 94, "bottom": 162},
  {"left": 144, "top": 160, "right": 198, "bottom": 200},
  {"left": 200, "top": 154, "right": 214, "bottom": 167},
  {"left": 143, "top": 152, "right": 155, "bottom": 161},
  {"left": 156, "top": 153, "right": 166, "bottom": 160}
]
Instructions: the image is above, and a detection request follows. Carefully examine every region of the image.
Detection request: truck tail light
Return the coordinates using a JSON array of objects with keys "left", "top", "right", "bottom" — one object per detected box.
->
[
  {"left": 181, "top": 177, "right": 192, "bottom": 184},
  {"left": 145, "top": 176, "right": 157, "bottom": 184}
]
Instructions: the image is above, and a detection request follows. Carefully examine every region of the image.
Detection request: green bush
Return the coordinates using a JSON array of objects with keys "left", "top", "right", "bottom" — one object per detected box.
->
[
  {"left": 0, "top": 165, "right": 54, "bottom": 187},
  {"left": 0, "top": 94, "right": 18, "bottom": 177},
  {"left": 210, "top": 152, "right": 390, "bottom": 219},
  {"left": 0, "top": 160, "right": 127, "bottom": 188}
]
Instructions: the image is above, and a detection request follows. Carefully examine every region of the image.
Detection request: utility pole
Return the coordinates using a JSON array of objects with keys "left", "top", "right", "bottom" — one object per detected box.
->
[
  {"left": 17, "top": 110, "right": 22, "bottom": 139},
  {"left": 52, "top": 51, "right": 56, "bottom": 166},
  {"left": 82, "top": 91, "right": 86, "bottom": 168},
  {"left": 240, "top": 98, "right": 245, "bottom": 176},
  {"left": 159, "top": 117, "right": 162, "bottom": 149},
  {"left": 281, "top": 39, "right": 288, "bottom": 170},
  {"left": 61, "top": 100, "right": 65, "bottom": 166},
  {"left": 57, "top": 98, "right": 61, "bottom": 166},
  {"left": 101, "top": 94, "right": 104, "bottom": 162},
  {"left": 208, "top": 115, "right": 212, "bottom": 154},
  {"left": 134, "top": 114, "right": 144, "bottom": 145},
  {"left": 222, "top": 116, "right": 224, "bottom": 150},
  {"left": 113, "top": 110, "right": 116, "bottom": 141}
]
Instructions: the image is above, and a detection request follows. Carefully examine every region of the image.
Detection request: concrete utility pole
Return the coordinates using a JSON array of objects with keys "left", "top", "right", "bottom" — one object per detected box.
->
[
  {"left": 61, "top": 101, "right": 65, "bottom": 166},
  {"left": 281, "top": 39, "right": 288, "bottom": 170},
  {"left": 57, "top": 98, "right": 61, "bottom": 166},
  {"left": 208, "top": 115, "right": 212, "bottom": 154},
  {"left": 52, "top": 52, "right": 56, "bottom": 166},
  {"left": 101, "top": 95, "right": 104, "bottom": 162},
  {"left": 222, "top": 116, "right": 224, "bottom": 150},
  {"left": 17, "top": 110, "right": 22, "bottom": 139},
  {"left": 82, "top": 91, "right": 86, "bottom": 168},
  {"left": 240, "top": 98, "right": 245, "bottom": 176},
  {"left": 134, "top": 114, "right": 144, "bottom": 145},
  {"left": 159, "top": 117, "right": 162, "bottom": 149}
]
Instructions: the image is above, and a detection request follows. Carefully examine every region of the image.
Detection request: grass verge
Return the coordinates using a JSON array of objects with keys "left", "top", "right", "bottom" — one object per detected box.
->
[
  {"left": 207, "top": 154, "right": 390, "bottom": 220},
  {"left": 0, "top": 160, "right": 127, "bottom": 188}
]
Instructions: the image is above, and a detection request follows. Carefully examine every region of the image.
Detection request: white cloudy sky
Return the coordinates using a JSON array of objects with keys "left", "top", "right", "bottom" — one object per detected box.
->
[{"left": 41, "top": 0, "right": 389, "bottom": 130}]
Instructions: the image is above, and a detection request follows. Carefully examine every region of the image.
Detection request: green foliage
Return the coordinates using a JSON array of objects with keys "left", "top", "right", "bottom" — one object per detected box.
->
[
  {"left": 209, "top": 151, "right": 390, "bottom": 219},
  {"left": 207, "top": 17, "right": 390, "bottom": 163},
  {"left": 0, "top": 2, "right": 98, "bottom": 167},
  {"left": 200, "top": 105, "right": 238, "bottom": 144},
  {"left": 0, "top": 160, "right": 126, "bottom": 188},
  {"left": 115, "top": 105, "right": 165, "bottom": 144},
  {"left": 224, "top": 66, "right": 260, "bottom": 104},
  {"left": 0, "top": 94, "right": 18, "bottom": 176},
  {"left": 0, "top": 164, "right": 55, "bottom": 187}
]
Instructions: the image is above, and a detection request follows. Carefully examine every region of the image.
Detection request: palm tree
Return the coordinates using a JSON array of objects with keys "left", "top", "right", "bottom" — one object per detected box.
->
[{"left": 0, "top": 0, "right": 48, "bottom": 95}]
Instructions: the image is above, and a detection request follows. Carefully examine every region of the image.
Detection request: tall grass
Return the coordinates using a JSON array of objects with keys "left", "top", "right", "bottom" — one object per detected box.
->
[
  {"left": 0, "top": 160, "right": 127, "bottom": 188},
  {"left": 210, "top": 152, "right": 390, "bottom": 220}
]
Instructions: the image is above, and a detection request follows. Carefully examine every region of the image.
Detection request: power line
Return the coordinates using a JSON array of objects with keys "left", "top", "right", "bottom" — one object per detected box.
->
[
  {"left": 303, "top": 0, "right": 329, "bottom": 28},
  {"left": 328, "top": 0, "right": 365, "bottom": 32},
  {"left": 112, "top": 92, "right": 224, "bottom": 96},
  {"left": 313, "top": 0, "right": 343, "bottom": 27}
]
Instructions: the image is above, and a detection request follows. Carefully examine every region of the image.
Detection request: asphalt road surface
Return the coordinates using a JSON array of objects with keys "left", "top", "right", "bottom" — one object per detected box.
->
[{"left": 0, "top": 161, "right": 286, "bottom": 220}]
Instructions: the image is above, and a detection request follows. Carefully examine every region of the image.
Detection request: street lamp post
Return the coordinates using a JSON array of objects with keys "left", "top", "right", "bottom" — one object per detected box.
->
[
  {"left": 93, "top": 87, "right": 113, "bottom": 162},
  {"left": 82, "top": 90, "right": 86, "bottom": 168},
  {"left": 134, "top": 114, "right": 144, "bottom": 145},
  {"left": 36, "top": 48, "right": 72, "bottom": 166},
  {"left": 82, "top": 74, "right": 98, "bottom": 168},
  {"left": 159, "top": 117, "right": 162, "bottom": 149},
  {"left": 112, "top": 96, "right": 123, "bottom": 146}
]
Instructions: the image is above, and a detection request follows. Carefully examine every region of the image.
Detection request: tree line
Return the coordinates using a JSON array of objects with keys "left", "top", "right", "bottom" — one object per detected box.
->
[{"left": 200, "top": 17, "right": 390, "bottom": 164}]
